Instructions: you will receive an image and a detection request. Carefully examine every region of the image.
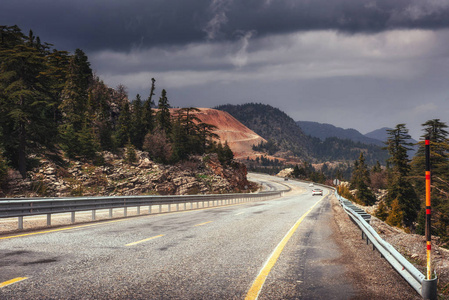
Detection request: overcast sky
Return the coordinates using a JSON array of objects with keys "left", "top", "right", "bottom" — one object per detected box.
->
[{"left": 3, "top": 0, "right": 449, "bottom": 139}]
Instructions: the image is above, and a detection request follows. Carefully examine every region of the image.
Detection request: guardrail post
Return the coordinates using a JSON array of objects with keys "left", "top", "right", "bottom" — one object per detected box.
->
[
  {"left": 421, "top": 277, "right": 438, "bottom": 300},
  {"left": 159, "top": 204, "right": 162, "bottom": 213},
  {"left": 71, "top": 211, "right": 75, "bottom": 223},
  {"left": 47, "top": 214, "right": 51, "bottom": 226},
  {"left": 184, "top": 202, "right": 186, "bottom": 210},
  {"left": 109, "top": 208, "right": 113, "bottom": 218},
  {"left": 124, "top": 207, "right": 127, "bottom": 217},
  {"left": 176, "top": 203, "right": 179, "bottom": 211},
  {"left": 137, "top": 206, "right": 140, "bottom": 215},
  {"left": 18, "top": 216, "right": 23, "bottom": 230},
  {"left": 149, "top": 205, "right": 152, "bottom": 214}
]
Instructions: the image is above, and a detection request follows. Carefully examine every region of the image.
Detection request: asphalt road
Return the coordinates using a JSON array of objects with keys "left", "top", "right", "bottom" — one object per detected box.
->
[{"left": 0, "top": 174, "right": 349, "bottom": 299}]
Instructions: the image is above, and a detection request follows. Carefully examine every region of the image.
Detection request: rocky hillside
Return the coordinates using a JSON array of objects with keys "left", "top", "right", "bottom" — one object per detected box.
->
[{"left": 3, "top": 151, "right": 254, "bottom": 198}]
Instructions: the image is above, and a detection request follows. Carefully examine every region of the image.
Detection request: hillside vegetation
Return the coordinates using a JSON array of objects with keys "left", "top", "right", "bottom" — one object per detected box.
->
[{"left": 0, "top": 25, "right": 246, "bottom": 196}]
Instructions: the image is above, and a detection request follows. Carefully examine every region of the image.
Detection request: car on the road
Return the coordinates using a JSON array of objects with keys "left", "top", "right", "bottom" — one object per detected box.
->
[
  {"left": 309, "top": 183, "right": 314, "bottom": 187},
  {"left": 284, "top": 177, "right": 288, "bottom": 181},
  {"left": 312, "top": 188, "right": 323, "bottom": 196}
]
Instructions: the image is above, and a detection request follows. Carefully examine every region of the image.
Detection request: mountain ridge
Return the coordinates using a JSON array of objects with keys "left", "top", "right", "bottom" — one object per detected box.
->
[{"left": 297, "top": 120, "right": 384, "bottom": 146}]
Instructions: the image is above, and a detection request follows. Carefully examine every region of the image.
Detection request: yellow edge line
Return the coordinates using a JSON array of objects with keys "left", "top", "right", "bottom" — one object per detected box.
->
[
  {"left": 194, "top": 221, "right": 213, "bottom": 227},
  {"left": 0, "top": 219, "right": 125, "bottom": 240},
  {"left": 125, "top": 234, "right": 164, "bottom": 246},
  {"left": 245, "top": 197, "right": 324, "bottom": 300},
  {"left": 0, "top": 277, "right": 28, "bottom": 288}
]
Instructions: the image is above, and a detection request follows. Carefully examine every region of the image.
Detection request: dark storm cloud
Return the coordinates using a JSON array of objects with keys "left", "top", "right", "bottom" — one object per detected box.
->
[{"left": 2, "top": 0, "right": 449, "bottom": 52}]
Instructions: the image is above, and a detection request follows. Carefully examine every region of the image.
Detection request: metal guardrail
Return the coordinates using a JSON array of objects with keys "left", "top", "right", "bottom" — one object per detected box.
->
[
  {"left": 336, "top": 191, "right": 437, "bottom": 300},
  {"left": 0, "top": 191, "right": 283, "bottom": 230}
]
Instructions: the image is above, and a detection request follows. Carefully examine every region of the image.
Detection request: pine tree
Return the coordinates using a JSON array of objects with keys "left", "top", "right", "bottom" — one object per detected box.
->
[
  {"left": 375, "top": 200, "right": 389, "bottom": 221},
  {"left": 0, "top": 27, "right": 58, "bottom": 177},
  {"left": 125, "top": 141, "right": 137, "bottom": 164},
  {"left": 170, "top": 119, "right": 189, "bottom": 162},
  {"left": 350, "top": 152, "right": 376, "bottom": 205},
  {"left": 59, "top": 123, "right": 78, "bottom": 158},
  {"left": 175, "top": 107, "right": 203, "bottom": 155},
  {"left": 59, "top": 50, "right": 92, "bottom": 131},
  {"left": 88, "top": 76, "right": 114, "bottom": 151},
  {"left": 411, "top": 119, "right": 449, "bottom": 242},
  {"left": 130, "top": 94, "right": 145, "bottom": 149},
  {"left": 216, "top": 141, "right": 234, "bottom": 165},
  {"left": 58, "top": 49, "right": 96, "bottom": 159},
  {"left": 114, "top": 100, "right": 131, "bottom": 148},
  {"left": 77, "top": 121, "right": 98, "bottom": 159},
  {"left": 385, "top": 124, "right": 420, "bottom": 228},
  {"left": 142, "top": 78, "right": 155, "bottom": 135},
  {"left": 197, "top": 123, "right": 218, "bottom": 153},
  {"left": 292, "top": 165, "right": 300, "bottom": 178},
  {"left": 156, "top": 89, "right": 171, "bottom": 134}
]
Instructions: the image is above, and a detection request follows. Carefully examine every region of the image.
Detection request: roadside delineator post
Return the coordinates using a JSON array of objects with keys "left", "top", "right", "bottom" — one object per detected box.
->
[
  {"left": 426, "top": 138, "right": 432, "bottom": 280},
  {"left": 422, "top": 137, "right": 438, "bottom": 300}
]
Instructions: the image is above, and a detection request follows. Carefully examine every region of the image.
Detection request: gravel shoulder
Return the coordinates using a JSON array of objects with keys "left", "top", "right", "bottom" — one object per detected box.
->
[{"left": 330, "top": 194, "right": 422, "bottom": 299}]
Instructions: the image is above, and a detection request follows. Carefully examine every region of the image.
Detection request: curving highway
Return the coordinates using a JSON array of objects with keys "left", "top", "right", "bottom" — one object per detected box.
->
[{"left": 0, "top": 174, "right": 373, "bottom": 299}]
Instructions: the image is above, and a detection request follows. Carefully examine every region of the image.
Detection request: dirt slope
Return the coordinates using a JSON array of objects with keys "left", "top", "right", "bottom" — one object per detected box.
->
[{"left": 177, "top": 108, "right": 266, "bottom": 158}]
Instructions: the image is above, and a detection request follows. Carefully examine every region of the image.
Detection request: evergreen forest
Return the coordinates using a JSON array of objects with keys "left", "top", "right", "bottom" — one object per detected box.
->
[{"left": 0, "top": 25, "right": 233, "bottom": 183}]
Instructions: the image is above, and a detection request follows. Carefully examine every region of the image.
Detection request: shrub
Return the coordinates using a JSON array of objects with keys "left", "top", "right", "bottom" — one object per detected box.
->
[
  {"left": 386, "top": 199, "right": 403, "bottom": 227},
  {"left": 338, "top": 185, "right": 355, "bottom": 202},
  {"left": 143, "top": 130, "right": 172, "bottom": 164},
  {"left": 125, "top": 143, "right": 137, "bottom": 164},
  {"left": 375, "top": 200, "right": 389, "bottom": 221}
]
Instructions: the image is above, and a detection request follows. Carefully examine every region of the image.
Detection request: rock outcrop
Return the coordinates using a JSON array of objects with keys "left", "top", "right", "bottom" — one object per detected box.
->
[{"left": 2, "top": 151, "right": 254, "bottom": 198}]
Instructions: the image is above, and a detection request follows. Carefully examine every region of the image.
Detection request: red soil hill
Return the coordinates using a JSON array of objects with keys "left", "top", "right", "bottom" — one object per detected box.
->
[{"left": 171, "top": 108, "right": 266, "bottom": 159}]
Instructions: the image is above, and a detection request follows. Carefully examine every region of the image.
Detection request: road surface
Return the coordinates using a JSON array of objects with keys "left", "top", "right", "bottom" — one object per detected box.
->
[{"left": 0, "top": 174, "right": 418, "bottom": 299}]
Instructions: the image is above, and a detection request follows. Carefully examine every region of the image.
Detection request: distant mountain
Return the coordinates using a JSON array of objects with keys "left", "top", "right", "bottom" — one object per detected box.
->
[
  {"left": 365, "top": 127, "right": 418, "bottom": 156},
  {"left": 297, "top": 121, "right": 384, "bottom": 146},
  {"left": 215, "top": 103, "right": 312, "bottom": 158},
  {"left": 365, "top": 127, "right": 391, "bottom": 142},
  {"left": 215, "top": 103, "right": 390, "bottom": 164}
]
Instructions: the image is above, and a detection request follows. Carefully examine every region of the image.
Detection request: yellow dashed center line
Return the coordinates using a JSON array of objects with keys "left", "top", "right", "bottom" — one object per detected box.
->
[
  {"left": 245, "top": 198, "right": 324, "bottom": 300},
  {"left": 125, "top": 234, "right": 164, "bottom": 246},
  {"left": 194, "top": 221, "right": 213, "bottom": 227},
  {"left": 0, "top": 277, "right": 28, "bottom": 288}
]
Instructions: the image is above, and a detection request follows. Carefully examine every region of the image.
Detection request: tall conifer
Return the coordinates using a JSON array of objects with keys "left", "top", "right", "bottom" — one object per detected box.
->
[
  {"left": 385, "top": 124, "right": 420, "bottom": 228},
  {"left": 156, "top": 89, "right": 171, "bottom": 134}
]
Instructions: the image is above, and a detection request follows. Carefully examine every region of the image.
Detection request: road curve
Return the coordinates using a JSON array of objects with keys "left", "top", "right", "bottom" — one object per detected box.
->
[{"left": 0, "top": 174, "right": 418, "bottom": 299}]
